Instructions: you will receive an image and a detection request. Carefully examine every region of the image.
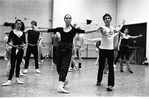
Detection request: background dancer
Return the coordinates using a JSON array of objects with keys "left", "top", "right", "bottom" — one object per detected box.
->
[
  {"left": 51, "top": 32, "right": 60, "bottom": 66},
  {"left": 2, "top": 19, "right": 26, "bottom": 86},
  {"left": 74, "top": 32, "right": 85, "bottom": 71},
  {"left": 119, "top": 27, "right": 142, "bottom": 73},
  {"left": 23, "top": 20, "right": 41, "bottom": 74}
]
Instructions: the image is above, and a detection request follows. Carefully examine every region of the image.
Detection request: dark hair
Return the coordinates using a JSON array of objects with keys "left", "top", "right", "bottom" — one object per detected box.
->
[
  {"left": 103, "top": 13, "right": 112, "bottom": 20},
  {"left": 15, "top": 19, "right": 25, "bottom": 31},
  {"left": 31, "top": 20, "right": 37, "bottom": 26},
  {"left": 11, "top": 23, "right": 15, "bottom": 29},
  {"left": 124, "top": 27, "right": 129, "bottom": 30}
]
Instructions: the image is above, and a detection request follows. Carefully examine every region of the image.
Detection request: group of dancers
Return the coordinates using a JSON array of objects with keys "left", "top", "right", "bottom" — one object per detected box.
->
[{"left": 1, "top": 13, "right": 142, "bottom": 94}]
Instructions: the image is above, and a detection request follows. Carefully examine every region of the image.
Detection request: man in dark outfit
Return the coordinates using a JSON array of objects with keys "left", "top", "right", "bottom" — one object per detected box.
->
[{"left": 23, "top": 20, "right": 41, "bottom": 74}]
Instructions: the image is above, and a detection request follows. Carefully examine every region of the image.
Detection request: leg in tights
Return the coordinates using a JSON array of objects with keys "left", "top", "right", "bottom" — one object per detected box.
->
[
  {"left": 120, "top": 46, "right": 125, "bottom": 70},
  {"left": 16, "top": 49, "right": 24, "bottom": 78},
  {"left": 8, "top": 48, "right": 17, "bottom": 80},
  {"left": 114, "top": 50, "right": 121, "bottom": 64},
  {"left": 32, "top": 46, "right": 39, "bottom": 69},
  {"left": 24, "top": 46, "right": 32, "bottom": 69}
]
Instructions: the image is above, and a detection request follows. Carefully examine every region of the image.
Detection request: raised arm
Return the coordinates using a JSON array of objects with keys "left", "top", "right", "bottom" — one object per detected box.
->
[{"left": 115, "top": 20, "right": 125, "bottom": 32}]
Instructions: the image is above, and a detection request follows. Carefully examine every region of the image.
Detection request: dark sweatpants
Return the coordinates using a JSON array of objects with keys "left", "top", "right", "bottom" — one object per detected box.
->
[
  {"left": 97, "top": 49, "right": 115, "bottom": 87},
  {"left": 24, "top": 45, "right": 39, "bottom": 69},
  {"left": 53, "top": 46, "right": 58, "bottom": 64},
  {"left": 56, "top": 42, "right": 72, "bottom": 82}
]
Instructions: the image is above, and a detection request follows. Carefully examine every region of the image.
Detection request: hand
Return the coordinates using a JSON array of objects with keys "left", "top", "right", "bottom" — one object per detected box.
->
[
  {"left": 88, "top": 39, "right": 91, "bottom": 41},
  {"left": 98, "top": 26, "right": 103, "bottom": 30},
  {"left": 122, "top": 19, "right": 125, "bottom": 25},
  {"left": 33, "top": 25, "right": 39, "bottom": 31},
  {"left": 19, "top": 44, "right": 26, "bottom": 49},
  {"left": 139, "top": 34, "right": 143, "bottom": 37}
]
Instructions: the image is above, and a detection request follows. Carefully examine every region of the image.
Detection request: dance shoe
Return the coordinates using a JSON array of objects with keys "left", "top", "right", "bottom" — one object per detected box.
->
[{"left": 2, "top": 80, "right": 11, "bottom": 86}]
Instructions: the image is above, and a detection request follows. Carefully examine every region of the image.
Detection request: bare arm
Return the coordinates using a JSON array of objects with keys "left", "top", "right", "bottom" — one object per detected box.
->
[
  {"left": 129, "top": 34, "right": 142, "bottom": 39},
  {"left": 88, "top": 38, "right": 101, "bottom": 42},
  {"left": 84, "top": 29, "right": 99, "bottom": 34},
  {"left": 115, "top": 20, "right": 125, "bottom": 32}
]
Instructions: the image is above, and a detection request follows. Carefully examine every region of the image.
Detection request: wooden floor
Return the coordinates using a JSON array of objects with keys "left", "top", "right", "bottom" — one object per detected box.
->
[{"left": 0, "top": 58, "right": 149, "bottom": 97}]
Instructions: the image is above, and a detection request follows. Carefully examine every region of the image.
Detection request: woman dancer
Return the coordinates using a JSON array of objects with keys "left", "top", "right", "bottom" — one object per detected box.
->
[
  {"left": 39, "top": 14, "right": 99, "bottom": 93},
  {"left": 119, "top": 27, "right": 142, "bottom": 73},
  {"left": 74, "top": 33, "right": 85, "bottom": 70},
  {"left": 96, "top": 13, "right": 125, "bottom": 91},
  {"left": 2, "top": 19, "right": 26, "bottom": 86}
]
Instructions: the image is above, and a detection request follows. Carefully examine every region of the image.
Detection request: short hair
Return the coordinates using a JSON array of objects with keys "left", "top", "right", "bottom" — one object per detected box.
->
[
  {"left": 124, "top": 27, "right": 129, "bottom": 30},
  {"left": 31, "top": 20, "right": 37, "bottom": 26},
  {"left": 103, "top": 13, "right": 112, "bottom": 20}
]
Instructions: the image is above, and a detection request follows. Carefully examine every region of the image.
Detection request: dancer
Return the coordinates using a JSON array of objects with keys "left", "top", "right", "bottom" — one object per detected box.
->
[
  {"left": 69, "top": 43, "right": 77, "bottom": 72},
  {"left": 74, "top": 32, "right": 85, "bottom": 70},
  {"left": 38, "top": 33, "right": 45, "bottom": 64},
  {"left": 96, "top": 13, "right": 125, "bottom": 91},
  {"left": 51, "top": 32, "right": 60, "bottom": 65},
  {"left": 39, "top": 14, "right": 99, "bottom": 93},
  {"left": 88, "top": 38, "right": 101, "bottom": 66},
  {"left": 119, "top": 27, "right": 142, "bottom": 73},
  {"left": 2, "top": 19, "right": 26, "bottom": 86},
  {"left": 88, "top": 38, "right": 109, "bottom": 74},
  {"left": 4, "top": 23, "right": 25, "bottom": 76},
  {"left": 23, "top": 20, "right": 41, "bottom": 74},
  {"left": 114, "top": 33, "right": 121, "bottom": 67}
]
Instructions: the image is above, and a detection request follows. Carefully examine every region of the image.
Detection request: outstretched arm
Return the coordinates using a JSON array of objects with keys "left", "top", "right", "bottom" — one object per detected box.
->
[
  {"left": 129, "top": 34, "right": 142, "bottom": 39},
  {"left": 88, "top": 37, "right": 101, "bottom": 42}
]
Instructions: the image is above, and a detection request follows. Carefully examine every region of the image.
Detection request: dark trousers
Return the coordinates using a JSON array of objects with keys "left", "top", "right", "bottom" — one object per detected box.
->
[
  {"left": 56, "top": 42, "right": 72, "bottom": 82},
  {"left": 24, "top": 45, "right": 39, "bottom": 69},
  {"left": 120, "top": 45, "right": 129, "bottom": 60},
  {"left": 97, "top": 49, "right": 115, "bottom": 87},
  {"left": 8, "top": 47, "right": 24, "bottom": 80},
  {"left": 53, "top": 46, "right": 58, "bottom": 64}
]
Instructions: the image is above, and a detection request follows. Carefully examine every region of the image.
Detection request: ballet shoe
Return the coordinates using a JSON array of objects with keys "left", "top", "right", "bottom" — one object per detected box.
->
[
  {"left": 16, "top": 79, "right": 24, "bottom": 84},
  {"left": 23, "top": 69, "right": 28, "bottom": 74},
  {"left": 58, "top": 86, "right": 69, "bottom": 94},
  {"left": 20, "top": 71, "right": 25, "bottom": 76},
  {"left": 120, "top": 70, "right": 124, "bottom": 72},
  {"left": 2, "top": 80, "right": 11, "bottom": 86},
  {"left": 96, "top": 81, "right": 101, "bottom": 86},
  {"left": 128, "top": 70, "right": 133, "bottom": 73},
  {"left": 107, "top": 86, "right": 113, "bottom": 91},
  {"left": 78, "top": 68, "right": 82, "bottom": 71},
  {"left": 36, "top": 69, "right": 41, "bottom": 74},
  {"left": 69, "top": 68, "right": 73, "bottom": 72},
  {"left": 63, "top": 80, "right": 69, "bottom": 88}
]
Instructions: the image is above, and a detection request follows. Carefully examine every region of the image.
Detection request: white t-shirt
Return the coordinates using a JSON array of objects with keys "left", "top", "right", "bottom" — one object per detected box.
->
[{"left": 99, "top": 25, "right": 117, "bottom": 50}]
